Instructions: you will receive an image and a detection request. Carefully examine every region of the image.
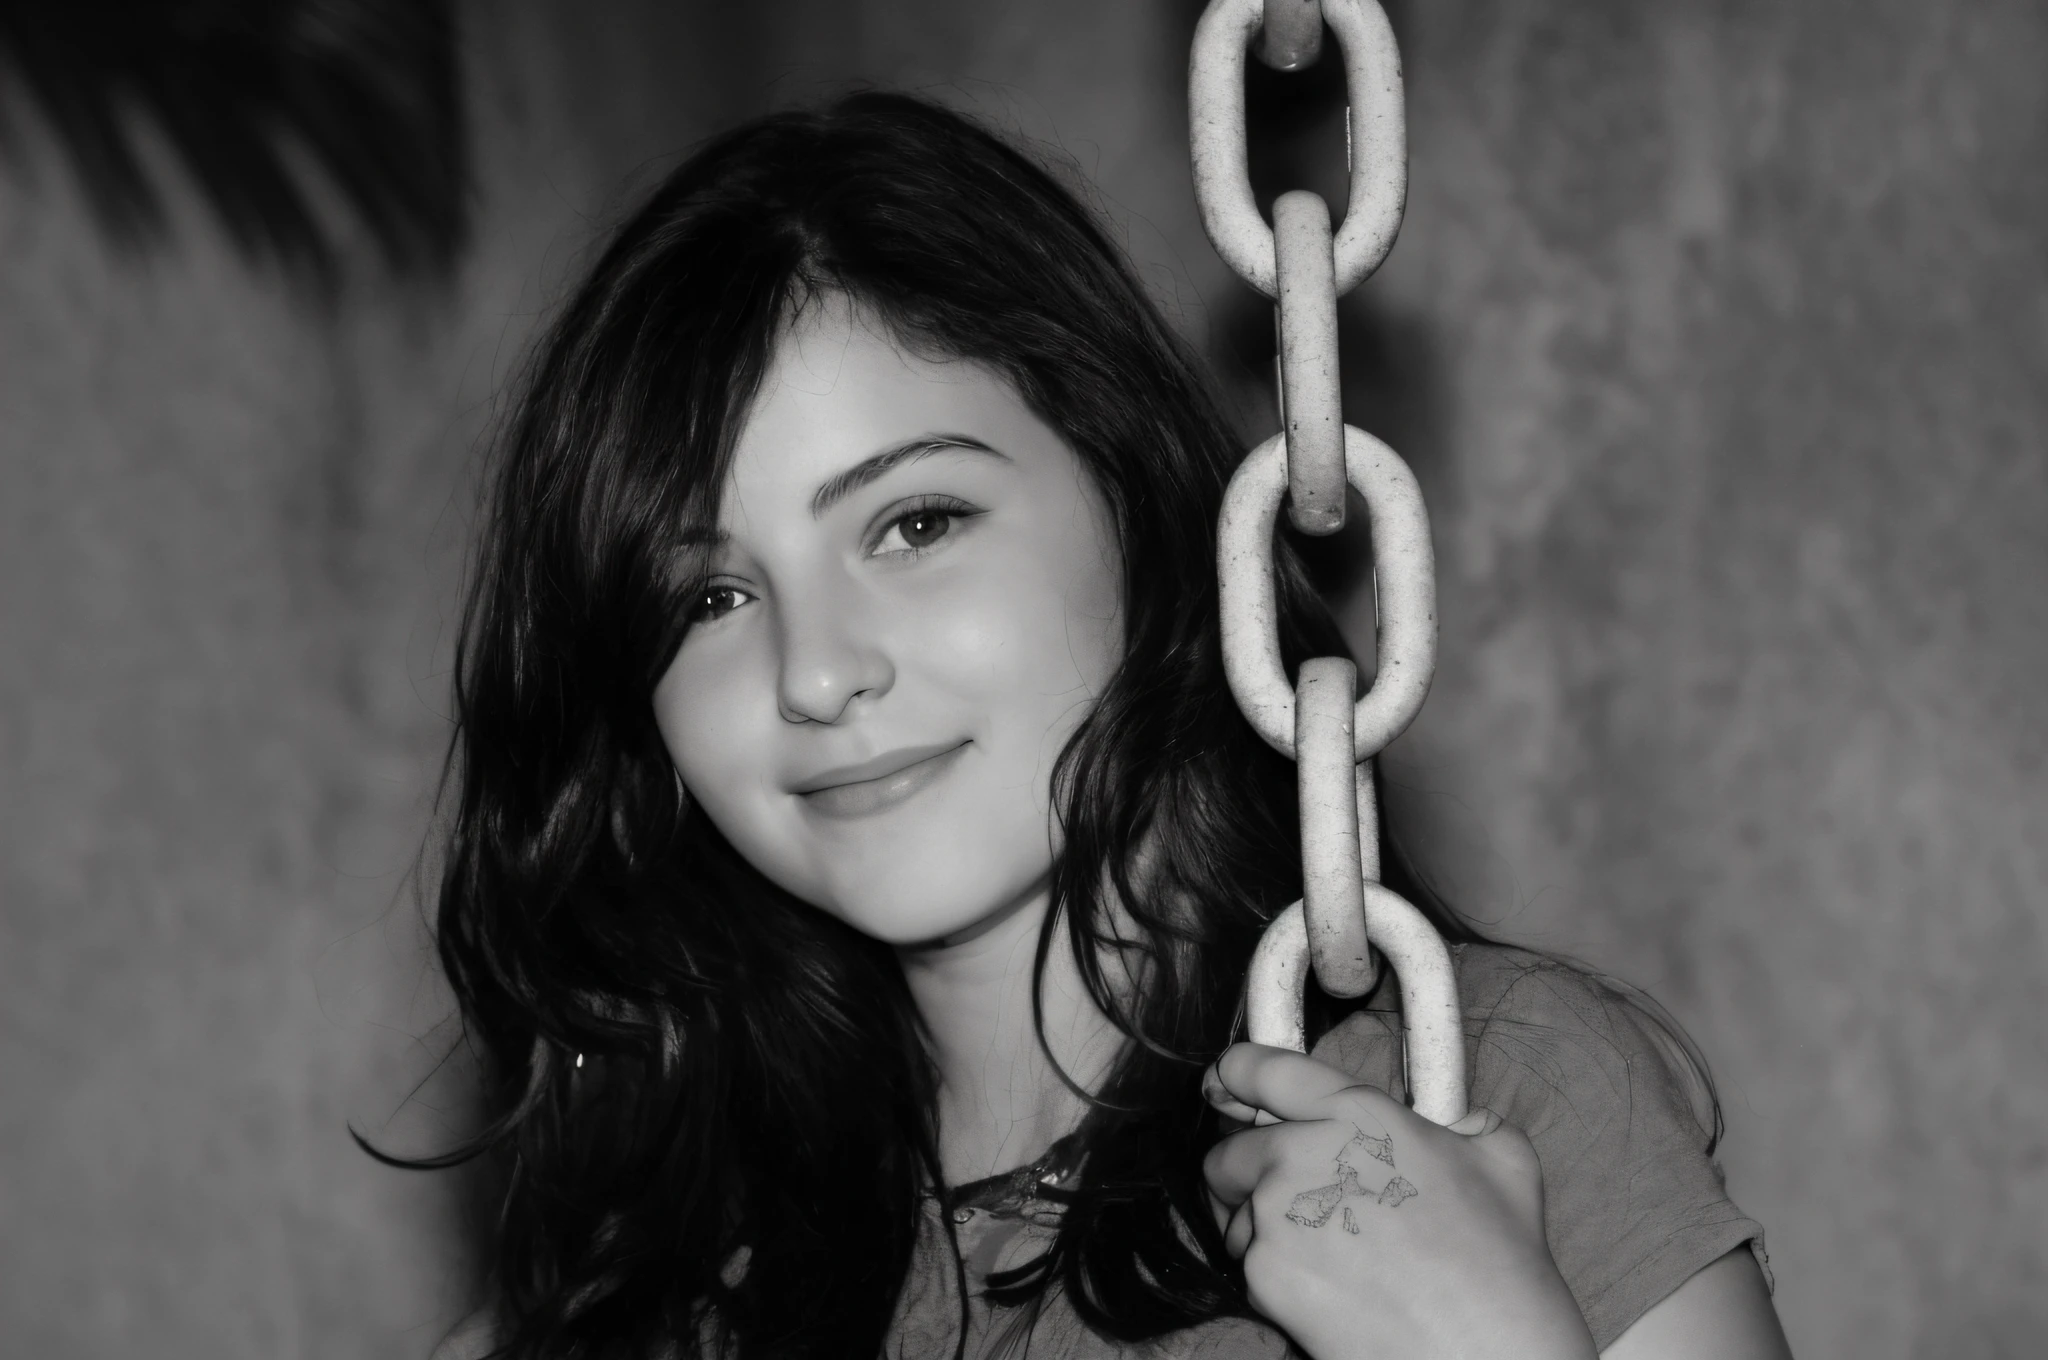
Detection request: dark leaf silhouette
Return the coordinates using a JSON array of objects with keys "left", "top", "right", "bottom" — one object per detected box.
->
[{"left": 0, "top": 0, "right": 467, "bottom": 288}]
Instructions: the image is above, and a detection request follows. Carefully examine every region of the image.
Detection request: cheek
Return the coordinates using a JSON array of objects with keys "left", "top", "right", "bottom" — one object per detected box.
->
[
  {"left": 1061, "top": 544, "right": 1126, "bottom": 687},
  {"left": 639, "top": 507, "right": 1122, "bottom": 945},
  {"left": 918, "top": 538, "right": 1122, "bottom": 793},
  {"left": 925, "top": 572, "right": 1109, "bottom": 711},
  {"left": 999, "top": 511, "right": 1123, "bottom": 706},
  {"left": 652, "top": 650, "right": 724, "bottom": 784},
  {"left": 651, "top": 645, "right": 793, "bottom": 869}
]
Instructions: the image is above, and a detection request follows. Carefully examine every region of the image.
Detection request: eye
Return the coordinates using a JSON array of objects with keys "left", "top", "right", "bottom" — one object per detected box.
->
[
  {"left": 685, "top": 583, "right": 754, "bottom": 624},
  {"left": 870, "top": 496, "right": 978, "bottom": 557}
]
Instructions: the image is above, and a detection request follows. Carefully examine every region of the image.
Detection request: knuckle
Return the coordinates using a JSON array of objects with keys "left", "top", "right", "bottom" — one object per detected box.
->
[
  {"left": 1259, "top": 1122, "right": 1317, "bottom": 1170},
  {"left": 1241, "top": 1243, "right": 1308, "bottom": 1323},
  {"left": 1250, "top": 1176, "right": 1301, "bottom": 1225},
  {"left": 1201, "top": 1139, "right": 1234, "bottom": 1185},
  {"left": 1240, "top": 1242, "right": 1279, "bottom": 1309},
  {"left": 1215, "top": 1041, "right": 1259, "bottom": 1089},
  {"left": 1227, "top": 1201, "right": 1256, "bottom": 1253},
  {"left": 1336, "top": 1080, "right": 1394, "bottom": 1119}
]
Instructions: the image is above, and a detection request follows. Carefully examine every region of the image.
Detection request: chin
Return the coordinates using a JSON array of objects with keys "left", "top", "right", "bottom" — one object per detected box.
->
[
  {"left": 823, "top": 894, "right": 1003, "bottom": 949},
  {"left": 707, "top": 803, "right": 1055, "bottom": 948},
  {"left": 817, "top": 870, "right": 1047, "bottom": 950}
]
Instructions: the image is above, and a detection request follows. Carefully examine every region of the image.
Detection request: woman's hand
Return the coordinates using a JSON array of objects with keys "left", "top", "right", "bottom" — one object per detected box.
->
[{"left": 1203, "top": 1042, "right": 1598, "bottom": 1360}]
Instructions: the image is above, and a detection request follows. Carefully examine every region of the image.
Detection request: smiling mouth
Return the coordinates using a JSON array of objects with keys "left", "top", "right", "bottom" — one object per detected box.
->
[{"left": 794, "top": 741, "right": 971, "bottom": 819}]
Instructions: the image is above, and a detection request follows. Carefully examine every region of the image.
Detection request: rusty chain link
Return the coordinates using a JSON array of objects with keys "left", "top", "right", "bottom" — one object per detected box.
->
[{"left": 1191, "top": 0, "right": 1467, "bottom": 1126}]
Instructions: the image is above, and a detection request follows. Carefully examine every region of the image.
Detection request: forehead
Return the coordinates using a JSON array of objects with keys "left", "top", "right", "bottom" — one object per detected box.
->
[{"left": 721, "top": 298, "right": 1034, "bottom": 507}]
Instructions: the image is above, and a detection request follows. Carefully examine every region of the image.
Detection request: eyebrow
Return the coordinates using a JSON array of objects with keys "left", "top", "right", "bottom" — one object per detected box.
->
[
  {"left": 808, "top": 433, "right": 1008, "bottom": 518},
  {"left": 674, "top": 434, "right": 1008, "bottom": 549}
]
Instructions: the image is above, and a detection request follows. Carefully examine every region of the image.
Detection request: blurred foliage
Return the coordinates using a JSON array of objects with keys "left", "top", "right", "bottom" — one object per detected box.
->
[{"left": 0, "top": 0, "right": 467, "bottom": 289}]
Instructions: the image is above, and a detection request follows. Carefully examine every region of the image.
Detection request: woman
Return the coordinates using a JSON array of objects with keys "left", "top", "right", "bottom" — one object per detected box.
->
[{"left": 427, "top": 92, "right": 1789, "bottom": 1358}]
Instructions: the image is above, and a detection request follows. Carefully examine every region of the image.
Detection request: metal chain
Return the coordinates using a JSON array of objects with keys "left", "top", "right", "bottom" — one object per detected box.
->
[{"left": 1191, "top": 0, "right": 1468, "bottom": 1126}]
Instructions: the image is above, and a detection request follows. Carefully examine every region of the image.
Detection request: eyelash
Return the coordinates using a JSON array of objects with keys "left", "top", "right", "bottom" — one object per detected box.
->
[
  {"left": 866, "top": 494, "right": 981, "bottom": 558},
  {"left": 681, "top": 496, "right": 984, "bottom": 626},
  {"left": 683, "top": 582, "right": 751, "bottom": 625}
]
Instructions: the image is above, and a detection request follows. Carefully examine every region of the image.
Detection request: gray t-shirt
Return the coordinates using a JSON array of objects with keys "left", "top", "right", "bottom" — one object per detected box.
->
[{"left": 887, "top": 943, "right": 1770, "bottom": 1358}]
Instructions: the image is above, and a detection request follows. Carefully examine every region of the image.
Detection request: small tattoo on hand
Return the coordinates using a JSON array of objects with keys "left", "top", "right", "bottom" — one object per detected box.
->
[
  {"left": 1285, "top": 1177, "right": 1349, "bottom": 1228},
  {"left": 1285, "top": 1124, "right": 1419, "bottom": 1229},
  {"left": 1347, "top": 1126, "right": 1394, "bottom": 1168}
]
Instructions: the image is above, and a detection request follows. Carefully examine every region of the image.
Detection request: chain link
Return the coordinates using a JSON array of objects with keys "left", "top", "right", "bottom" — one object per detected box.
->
[
  {"left": 1275, "top": 191, "right": 1344, "bottom": 535},
  {"left": 1258, "top": 0, "right": 1325, "bottom": 71},
  {"left": 1189, "top": 0, "right": 1407, "bottom": 298},
  {"left": 1191, "top": 0, "right": 1467, "bottom": 1126}
]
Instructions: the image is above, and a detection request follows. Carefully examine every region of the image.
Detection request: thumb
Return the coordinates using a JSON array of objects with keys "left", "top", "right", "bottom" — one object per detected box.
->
[
  {"left": 1201, "top": 1061, "right": 1262, "bottom": 1127},
  {"left": 1448, "top": 1105, "right": 1504, "bottom": 1137}
]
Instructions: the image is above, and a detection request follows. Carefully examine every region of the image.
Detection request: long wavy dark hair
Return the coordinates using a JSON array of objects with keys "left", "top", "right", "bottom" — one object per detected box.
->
[{"left": 429, "top": 90, "right": 1477, "bottom": 1359}]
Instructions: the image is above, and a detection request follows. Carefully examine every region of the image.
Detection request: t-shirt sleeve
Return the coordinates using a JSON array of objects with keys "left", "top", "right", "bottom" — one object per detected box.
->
[
  {"left": 1465, "top": 952, "right": 1766, "bottom": 1348},
  {"left": 1311, "top": 946, "right": 1769, "bottom": 1351}
]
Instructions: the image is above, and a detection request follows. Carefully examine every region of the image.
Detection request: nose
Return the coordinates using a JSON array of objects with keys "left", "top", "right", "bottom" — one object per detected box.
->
[{"left": 774, "top": 584, "right": 894, "bottom": 725}]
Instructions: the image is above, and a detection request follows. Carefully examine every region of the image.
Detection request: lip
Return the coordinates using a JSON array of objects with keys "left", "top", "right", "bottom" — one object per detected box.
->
[{"left": 791, "top": 740, "right": 970, "bottom": 819}]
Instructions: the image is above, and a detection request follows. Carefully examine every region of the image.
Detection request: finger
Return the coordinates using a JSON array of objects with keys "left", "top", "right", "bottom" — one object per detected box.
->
[
  {"left": 1206, "top": 1183, "right": 1231, "bottom": 1236},
  {"left": 1449, "top": 1105, "right": 1504, "bottom": 1138},
  {"left": 1202, "top": 1123, "right": 1286, "bottom": 1209},
  {"left": 1213, "top": 1042, "right": 1398, "bottom": 1124},
  {"left": 1465, "top": 1117, "right": 1543, "bottom": 1199},
  {"left": 1224, "top": 1200, "right": 1255, "bottom": 1260},
  {"left": 1202, "top": 1062, "right": 1261, "bottom": 1127}
]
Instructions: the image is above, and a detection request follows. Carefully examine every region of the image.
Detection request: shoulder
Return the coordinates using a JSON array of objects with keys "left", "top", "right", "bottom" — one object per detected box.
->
[
  {"left": 1450, "top": 943, "right": 1718, "bottom": 1147},
  {"left": 1447, "top": 946, "right": 1766, "bottom": 1350},
  {"left": 1454, "top": 940, "right": 1673, "bottom": 1036},
  {"left": 1311, "top": 943, "right": 1764, "bottom": 1346},
  {"left": 1312, "top": 943, "right": 1716, "bottom": 1140}
]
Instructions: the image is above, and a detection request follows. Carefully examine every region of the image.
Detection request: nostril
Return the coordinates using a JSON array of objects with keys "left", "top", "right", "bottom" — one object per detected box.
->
[
  {"left": 776, "top": 642, "right": 894, "bottom": 725},
  {"left": 778, "top": 670, "right": 869, "bottom": 725}
]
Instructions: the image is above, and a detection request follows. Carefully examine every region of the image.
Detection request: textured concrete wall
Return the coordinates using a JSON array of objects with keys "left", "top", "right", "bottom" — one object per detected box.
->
[
  {"left": 0, "top": 2, "right": 2039, "bottom": 1358},
  {"left": 0, "top": 4, "right": 763, "bottom": 1354},
  {"left": 1353, "top": 4, "right": 2048, "bottom": 1355}
]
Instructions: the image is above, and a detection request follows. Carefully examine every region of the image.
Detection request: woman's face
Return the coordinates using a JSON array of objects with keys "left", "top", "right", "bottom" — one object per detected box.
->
[{"left": 654, "top": 298, "right": 1124, "bottom": 947}]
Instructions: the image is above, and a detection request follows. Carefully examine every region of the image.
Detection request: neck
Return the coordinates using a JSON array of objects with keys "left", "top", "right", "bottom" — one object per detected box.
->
[{"left": 896, "top": 887, "right": 1127, "bottom": 1187}]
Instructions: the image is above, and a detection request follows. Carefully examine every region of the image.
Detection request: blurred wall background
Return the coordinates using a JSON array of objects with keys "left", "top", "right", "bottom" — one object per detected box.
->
[{"left": 1, "top": 1, "right": 2040, "bottom": 1356}]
